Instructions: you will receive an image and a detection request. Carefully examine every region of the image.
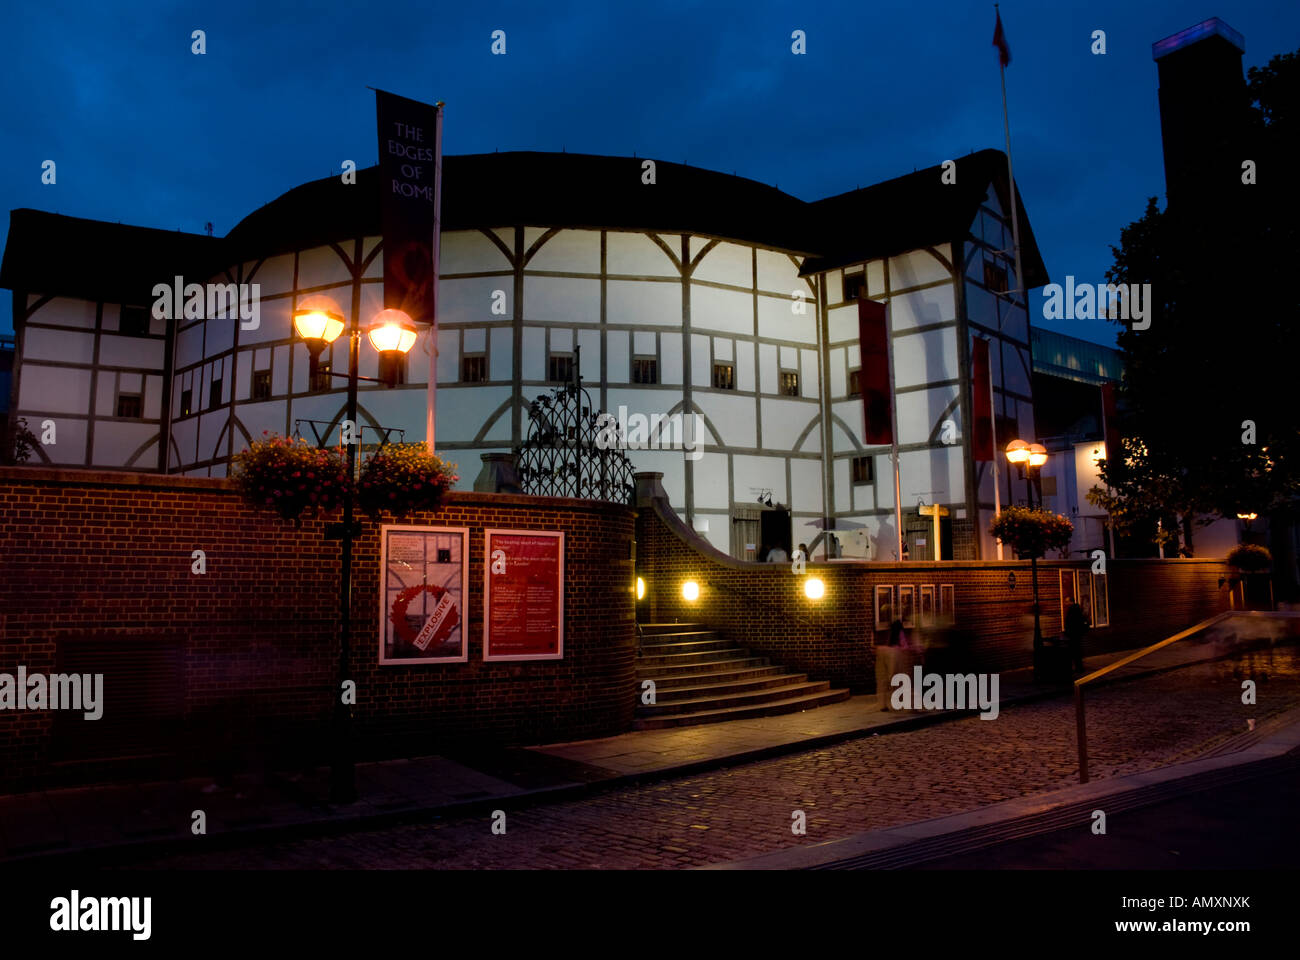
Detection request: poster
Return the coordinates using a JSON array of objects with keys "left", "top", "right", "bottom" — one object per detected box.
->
[
  {"left": 899, "top": 585, "right": 916, "bottom": 628},
  {"left": 379, "top": 525, "right": 469, "bottom": 664},
  {"left": 920, "top": 585, "right": 935, "bottom": 626},
  {"left": 1092, "top": 573, "right": 1110, "bottom": 627},
  {"left": 1077, "top": 571, "right": 1094, "bottom": 626},
  {"left": 1059, "top": 569, "right": 1078, "bottom": 626},
  {"left": 484, "top": 529, "right": 565, "bottom": 661},
  {"left": 874, "top": 585, "right": 894, "bottom": 631}
]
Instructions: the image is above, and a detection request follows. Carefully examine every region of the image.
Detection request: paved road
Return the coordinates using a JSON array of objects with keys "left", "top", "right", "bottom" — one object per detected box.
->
[
  {"left": 910, "top": 762, "right": 1300, "bottom": 869},
  {"left": 125, "top": 650, "right": 1300, "bottom": 869}
]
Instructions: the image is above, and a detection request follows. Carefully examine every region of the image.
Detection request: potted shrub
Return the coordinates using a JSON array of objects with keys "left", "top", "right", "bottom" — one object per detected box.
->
[
  {"left": 358, "top": 443, "right": 459, "bottom": 519},
  {"left": 231, "top": 432, "right": 351, "bottom": 523},
  {"left": 1226, "top": 543, "right": 1273, "bottom": 610}
]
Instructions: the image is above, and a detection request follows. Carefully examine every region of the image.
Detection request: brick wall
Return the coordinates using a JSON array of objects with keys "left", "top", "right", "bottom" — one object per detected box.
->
[
  {"left": 0, "top": 466, "right": 636, "bottom": 792},
  {"left": 634, "top": 477, "right": 1230, "bottom": 690}
]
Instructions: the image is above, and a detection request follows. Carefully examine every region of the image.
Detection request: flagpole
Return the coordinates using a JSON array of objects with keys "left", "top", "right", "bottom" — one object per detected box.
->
[
  {"left": 994, "top": 3, "right": 1021, "bottom": 556},
  {"left": 886, "top": 301, "right": 904, "bottom": 561},
  {"left": 426, "top": 101, "right": 444, "bottom": 455}
]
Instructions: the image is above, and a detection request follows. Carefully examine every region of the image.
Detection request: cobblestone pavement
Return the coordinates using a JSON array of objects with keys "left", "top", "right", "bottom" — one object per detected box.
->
[{"left": 128, "top": 648, "right": 1300, "bottom": 870}]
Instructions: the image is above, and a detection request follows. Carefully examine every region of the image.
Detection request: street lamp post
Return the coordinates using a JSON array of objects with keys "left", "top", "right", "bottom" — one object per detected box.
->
[
  {"left": 293, "top": 295, "right": 417, "bottom": 804},
  {"left": 1006, "top": 438, "right": 1051, "bottom": 679}
]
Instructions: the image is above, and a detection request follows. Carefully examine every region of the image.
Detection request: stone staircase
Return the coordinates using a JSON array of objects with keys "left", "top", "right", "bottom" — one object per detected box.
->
[{"left": 635, "top": 622, "right": 851, "bottom": 729}]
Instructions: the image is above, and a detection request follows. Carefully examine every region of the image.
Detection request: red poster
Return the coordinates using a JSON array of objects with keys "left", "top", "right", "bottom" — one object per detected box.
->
[{"left": 483, "top": 530, "right": 565, "bottom": 661}]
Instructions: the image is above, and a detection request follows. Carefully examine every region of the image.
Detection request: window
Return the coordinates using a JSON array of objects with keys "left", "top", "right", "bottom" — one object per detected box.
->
[
  {"left": 462, "top": 355, "right": 487, "bottom": 382},
  {"left": 310, "top": 361, "right": 331, "bottom": 392},
  {"left": 843, "top": 272, "right": 865, "bottom": 302},
  {"left": 548, "top": 354, "right": 573, "bottom": 383},
  {"left": 119, "top": 306, "right": 148, "bottom": 336},
  {"left": 209, "top": 378, "right": 223, "bottom": 408},
  {"left": 712, "top": 362, "right": 735, "bottom": 390},
  {"left": 252, "top": 370, "right": 272, "bottom": 401},
  {"left": 116, "top": 394, "right": 142, "bottom": 419},
  {"left": 779, "top": 371, "right": 799, "bottom": 396},
  {"left": 179, "top": 389, "right": 192, "bottom": 418},
  {"left": 378, "top": 352, "right": 406, "bottom": 386},
  {"left": 848, "top": 369, "right": 861, "bottom": 396},
  {"left": 632, "top": 356, "right": 658, "bottom": 384},
  {"left": 851, "top": 455, "right": 874, "bottom": 485},
  {"left": 983, "top": 260, "right": 1009, "bottom": 295}
]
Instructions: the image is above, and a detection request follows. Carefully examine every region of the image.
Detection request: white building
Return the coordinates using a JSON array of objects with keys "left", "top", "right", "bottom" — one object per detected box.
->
[{"left": 1, "top": 149, "right": 1050, "bottom": 561}]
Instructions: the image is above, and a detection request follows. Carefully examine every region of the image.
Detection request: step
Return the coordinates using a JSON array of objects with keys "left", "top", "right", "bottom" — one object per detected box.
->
[
  {"left": 639, "top": 629, "right": 722, "bottom": 642},
  {"left": 635, "top": 656, "right": 771, "bottom": 679},
  {"left": 647, "top": 672, "right": 812, "bottom": 702},
  {"left": 635, "top": 648, "right": 753, "bottom": 668},
  {"left": 636, "top": 679, "right": 831, "bottom": 717},
  {"left": 639, "top": 622, "right": 708, "bottom": 635},
  {"left": 638, "top": 638, "right": 734, "bottom": 654},
  {"left": 633, "top": 687, "right": 852, "bottom": 729},
  {"left": 639, "top": 664, "right": 789, "bottom": 689}
]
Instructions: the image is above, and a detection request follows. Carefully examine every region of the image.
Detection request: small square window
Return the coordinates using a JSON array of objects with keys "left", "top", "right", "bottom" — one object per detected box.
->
[
  {"left": 983, "top": 261, "right": 1009, "bottom": 295},
  {"left": 843, "top": 272, "right": 865, "bottom": 302},
  {"left": 116, "top": 394, "right": 142, "bottom": 419},
  {"left": 311, "top": 361, "right": 331, "bottom": 392},
  {"left": 632, "top": 356, "right": 658, "bottom": 384},
  {"left": 548, "top": 354, "right": 574, "bottom": 384},
  {"left": 378, "top": 352, "right": 406, "bottom": 386},
  {"left": 780, "top": 371, "right": 799, "bottom": 396},
  {"left": 712, "top": 362, "right": 735, "bottom": 390},
  {"left": 209, "top": 378, "right": 223, "bottom": 409},
  {"left": 848, "top": 369, "right": 861, "bottom": 396},
  {"left": 851, "top": 455, "right": 874, "bottom": 485},
  {"left": 252, "top": 370, "right": 272, "bottom": 401},
  {"left": 119, "top": 306, "right": 148, "bottom": 336},
  {"left": 179, "top": 389, "right": 192, "bottom": 418},
  {"left": 462, "top": 355, "right": 487, "bottom": 382},
  {"left": 436, "top": 548, "right": 452, "bottom": 564}
]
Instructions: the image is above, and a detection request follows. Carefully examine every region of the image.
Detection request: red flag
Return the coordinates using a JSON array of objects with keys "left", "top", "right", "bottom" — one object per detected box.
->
[
  {"left": 992, "top": 10, "right": 1011, "bottom": 67},
  {"left": 972, "top": 337, "right": 994, "bottom": 460},
  {"left": 857, "top": 298, "right": 892, "bottom": 445}
]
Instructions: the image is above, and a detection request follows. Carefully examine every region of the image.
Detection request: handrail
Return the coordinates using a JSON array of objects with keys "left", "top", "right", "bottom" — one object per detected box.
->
[{"left": 1074, "top": 610, "right": 1300, "bottom": 782}]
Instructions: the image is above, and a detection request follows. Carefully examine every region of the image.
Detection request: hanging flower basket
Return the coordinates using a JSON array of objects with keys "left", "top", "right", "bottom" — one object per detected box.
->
[
  {"left": 231, "top": 432, "right": 351, "bottom": 522},
  {"left": 1226, "top": 542, "right": 1271, "bottom": 573},
  {"left": 989, "top": 506, "right": 1074, "bottom": 559},
  {"left": 358, "top": 443, "right": 459, "bottom": 519}
]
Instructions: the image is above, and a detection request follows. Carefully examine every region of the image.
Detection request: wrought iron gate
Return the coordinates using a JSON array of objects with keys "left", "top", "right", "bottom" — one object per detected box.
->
[{"left": 514, "top": 349, "right": 636, "bottom": 504}]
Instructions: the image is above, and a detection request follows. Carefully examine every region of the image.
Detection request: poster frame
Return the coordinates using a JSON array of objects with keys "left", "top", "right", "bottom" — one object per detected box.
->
[
  {"left": 483, "top": 528, "right": 566, "bottom": 662},
  {"left": 378, "top": 525, "right": 470, "bottom": 665}
]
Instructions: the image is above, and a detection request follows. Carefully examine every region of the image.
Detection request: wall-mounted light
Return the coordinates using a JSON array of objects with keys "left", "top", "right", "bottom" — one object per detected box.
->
[
  {"left": 636, "top": 577, "right": 646, "bottom": 600},
  {"left": 804, "top": 577, "right": 825, "bottom": 601},
  {"left": 681, "top": 580, "right": 700, "bottom": 602}
]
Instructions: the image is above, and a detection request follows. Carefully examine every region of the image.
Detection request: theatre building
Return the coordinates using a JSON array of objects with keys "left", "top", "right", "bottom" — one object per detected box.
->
[{"left": 3, "top": 149, "right": 1045, "bottom": 562}]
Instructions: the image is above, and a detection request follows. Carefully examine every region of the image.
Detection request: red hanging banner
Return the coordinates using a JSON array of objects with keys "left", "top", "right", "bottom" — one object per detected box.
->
[
  {"left": 972, "top": 337, "right": 994, "bottom": 461},
  {"left": 857, "top": 298, "right": 893, "bottom": 445}
]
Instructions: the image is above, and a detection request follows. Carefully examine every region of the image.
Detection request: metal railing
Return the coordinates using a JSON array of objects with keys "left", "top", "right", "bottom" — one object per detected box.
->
[{"left": 1074, "top": 610, "right": 1300, "bottom": 783}]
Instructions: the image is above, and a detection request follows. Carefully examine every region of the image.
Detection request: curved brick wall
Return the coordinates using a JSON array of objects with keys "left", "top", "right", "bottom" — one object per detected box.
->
[
  {"left": 633, "top": 476, "right": 1230, "bottom": 690},
  {"left": 0, "top": 466, "right": 636, "bottom": 791}
]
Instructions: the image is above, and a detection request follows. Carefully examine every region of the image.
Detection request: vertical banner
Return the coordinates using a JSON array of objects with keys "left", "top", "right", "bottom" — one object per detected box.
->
[
  {"left": 857, "top": 297, "right": 892, "bottom": 445},
  {"left": 484, "top": 530, "right": 565, "bottom": 661},
  {"left": 1100, "top": 381, "right": 1120, "bottom": 465},
  {"left": 375, "top": 89, "right": 441, "bottom": 326},
  {"left": 379, "top": 526, "right": 469, "bottom": 664},
  {"left": 971, "top": 336, "right": 994, "bottom": 460}
]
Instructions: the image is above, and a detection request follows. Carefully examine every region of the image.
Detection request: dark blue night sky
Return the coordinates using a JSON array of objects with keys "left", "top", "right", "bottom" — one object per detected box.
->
[{"left": 2, "top": 0, "right": 1297, "bottom": 344}]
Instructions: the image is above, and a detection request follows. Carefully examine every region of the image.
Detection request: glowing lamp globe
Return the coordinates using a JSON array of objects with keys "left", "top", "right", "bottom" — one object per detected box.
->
[
  {"left": 1027, "top": 443, "right": 1048, "bottom": 468},
  {"left": 368, "top": 309, "right": 418, "bottom": 354},
  {"left": 292, "top": 294, "right": 345, "bottom": 347},
  {"left": 804, "top": 577, "right": 825, "bottom": 601},
  {"left": 681, "top": 580, "right": 700, "bottom": 602},
  {"left": 1005, "top": 439, "right": 1029, "bottom": 464}
]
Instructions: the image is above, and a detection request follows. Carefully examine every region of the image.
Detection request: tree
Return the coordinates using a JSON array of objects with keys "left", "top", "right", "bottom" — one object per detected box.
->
[{"left": 1099, "top": 47, "right": 1300, "bottom": 572}]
